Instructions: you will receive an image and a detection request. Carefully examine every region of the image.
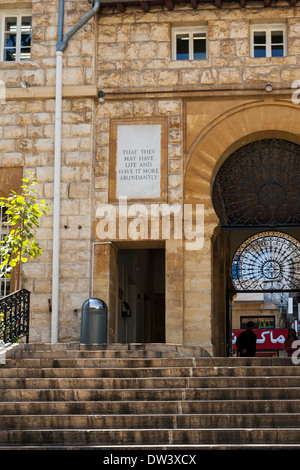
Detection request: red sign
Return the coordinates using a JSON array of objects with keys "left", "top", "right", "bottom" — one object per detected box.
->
[{"left": 232, "top": 329, "right": 288, "bottom": 350}]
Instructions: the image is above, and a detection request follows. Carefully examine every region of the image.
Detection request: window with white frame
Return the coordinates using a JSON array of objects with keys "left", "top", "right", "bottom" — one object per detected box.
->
[
  {"left": 172, "top": 26, "right": 207, "bottom": 61},
  {"left": 250, "top": 24, "right": 287, "bottom": 58},
  {"left": 0, "top": 12, "right": 32, "bottom": 61},
  {"left": 0, "top": 205, "right": 10, "bottom": 298}
]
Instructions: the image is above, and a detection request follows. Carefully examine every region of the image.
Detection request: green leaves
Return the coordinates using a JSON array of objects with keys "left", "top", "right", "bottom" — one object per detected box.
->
[{"left": 0, "top": 171, "right": 50, "bottom": 289}]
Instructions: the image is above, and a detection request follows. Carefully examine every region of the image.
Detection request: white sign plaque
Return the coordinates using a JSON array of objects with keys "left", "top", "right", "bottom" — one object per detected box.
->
[{"left": 116, "top": 124, "right": 161, "bottom": 199}]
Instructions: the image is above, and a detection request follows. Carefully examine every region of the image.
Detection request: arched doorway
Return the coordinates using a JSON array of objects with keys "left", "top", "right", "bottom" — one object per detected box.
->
[
  {"left": 183, "top": 99, "right": 300, "bottom": 355},
  {"left": 212, "top": 139, "right": 300, "bottom": 355}
]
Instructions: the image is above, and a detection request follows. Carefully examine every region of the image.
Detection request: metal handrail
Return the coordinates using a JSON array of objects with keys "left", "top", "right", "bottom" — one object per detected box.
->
[{"left": 0, "top": 289, "right": 30, "bottom": 343}]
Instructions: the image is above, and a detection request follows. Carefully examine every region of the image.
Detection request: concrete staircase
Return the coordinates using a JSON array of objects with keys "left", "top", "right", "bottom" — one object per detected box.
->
[{"left": 0, "top": 342, "right": 300, "bottom": 450}]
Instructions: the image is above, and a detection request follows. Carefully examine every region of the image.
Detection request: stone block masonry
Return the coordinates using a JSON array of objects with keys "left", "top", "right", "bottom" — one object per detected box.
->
[
  {"left": 1, "top": 0, "right": 300, "bottom": 346},
  {"left": 0, "top": 94, "right": 96, "bottom": 341},
  {"left": 97, "top": 3, "right": 300, "bottom": 92}
]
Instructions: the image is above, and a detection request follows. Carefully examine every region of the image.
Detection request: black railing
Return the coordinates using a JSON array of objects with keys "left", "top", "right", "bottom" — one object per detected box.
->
[{"left": 0, "top": 289, "right": 30, "bottom": 343}]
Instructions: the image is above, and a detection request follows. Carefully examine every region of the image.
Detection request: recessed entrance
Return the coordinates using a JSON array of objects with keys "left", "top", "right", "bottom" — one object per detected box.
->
[
  {"left": 212, "top": 139, "right": 300, "bottom": 356},
  {"left": 117, "top": 248, "right": 165, "bottom": 343}
]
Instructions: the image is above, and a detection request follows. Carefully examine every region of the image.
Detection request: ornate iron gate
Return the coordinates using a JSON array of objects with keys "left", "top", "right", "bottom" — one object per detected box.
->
[{"left": 213, "top": 139, "right": 300, "bottom": 229}]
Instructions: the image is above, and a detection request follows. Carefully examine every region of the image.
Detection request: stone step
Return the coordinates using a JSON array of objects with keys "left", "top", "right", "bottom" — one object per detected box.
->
[
  {"left": 0, "top": 387, "right": 299, "bottom": 402},
  {"left": 2, "top": 444, "right": 300, "bottom": 451},
  {"left": 3, "top": 357, "right": 295, "bottom": 371},
  {"left": 1, "top": 342, "right": 299, "bottom": 450},
  {"left": 0, "top": 412, "right": 300, "bottom": 430},
  {"left": 0, "top": 428, "right": 299, "bottom": 446},
  {"left": 1, "top": 399, "right": 300, "bottom": 415},
  {"left": 12, "top": 350, "right": 187, "bottom": 359},
  {"left": 10, "top": 349, "right": 292, "bottom": 364},
  {"left": 8, "top": 343, "right": 292, "bottom": 364},
  {"left": 11, "top": 343, "right": 208, "bottom": 359},
  {"left": 0, "top": 376, "right": 299, "bottom": 390},
  {"left": 13, "top": 342, "right": 206, "bottom": 353},
  {"left": 1, "top": 365, "right": 299, "bottom": 378},
  {"left": 3, "top": 358, "right": 197, "bottom": 369}
]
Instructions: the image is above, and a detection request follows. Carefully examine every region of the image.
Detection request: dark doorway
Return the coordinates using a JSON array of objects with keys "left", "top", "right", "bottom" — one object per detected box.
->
[{"left": 117, "top": 248, "right": 165, "bottom": 343}]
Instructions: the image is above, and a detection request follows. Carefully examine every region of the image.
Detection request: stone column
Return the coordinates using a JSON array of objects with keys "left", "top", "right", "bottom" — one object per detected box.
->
[
  {"left": 183, "top": 237, "right": 212, "bottom": 353},
  {"left": 92, "top": 242, "right": 118, "bottom": 342},
  {"left": 165, "top": 239, "right": 184, "bottom": 345}
]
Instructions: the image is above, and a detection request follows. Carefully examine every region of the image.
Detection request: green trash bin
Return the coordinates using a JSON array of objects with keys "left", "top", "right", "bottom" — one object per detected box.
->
[{"left": 80, "top": 298, "right": 107, "bottom": 344}]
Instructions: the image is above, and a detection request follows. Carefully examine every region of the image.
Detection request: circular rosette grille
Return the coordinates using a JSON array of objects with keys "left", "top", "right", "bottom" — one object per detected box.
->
[{"left": 231, "top": 231, "right": 300, "bottom": 292}]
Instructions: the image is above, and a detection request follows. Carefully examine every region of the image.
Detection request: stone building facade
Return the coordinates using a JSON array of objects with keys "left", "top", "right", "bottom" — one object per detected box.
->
[{"left": 1, "top": 0, "right": 300, "bottom": 355}]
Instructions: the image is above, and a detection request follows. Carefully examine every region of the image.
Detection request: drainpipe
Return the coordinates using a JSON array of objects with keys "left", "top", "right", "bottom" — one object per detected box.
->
[{"left": 52, "top": 0, "right": 100, "bottom": 343}]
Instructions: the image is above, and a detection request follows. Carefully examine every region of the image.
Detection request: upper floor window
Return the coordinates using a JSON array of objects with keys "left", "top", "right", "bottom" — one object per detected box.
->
[
  {"left": 250, "top": 24, "right": 287, "bottom": 58},
  {"left": 0, "top": 12, "right": 32, "bottom": 61},
  {"left": 172, "top": 26, "right": 207, "bottom": 61}
]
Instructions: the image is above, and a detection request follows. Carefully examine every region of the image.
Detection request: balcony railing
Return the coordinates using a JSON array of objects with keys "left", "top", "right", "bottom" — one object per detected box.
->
[{"left": 0, "top": 289, "right": 30, "bottom": 343}]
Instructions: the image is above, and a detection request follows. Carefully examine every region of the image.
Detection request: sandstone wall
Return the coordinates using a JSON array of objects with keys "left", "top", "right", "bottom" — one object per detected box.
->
[
  {"left": 0, "top": 0, "right": 300, "bottom": 344},
  {"left": 97, "top": 2, "right": 300, "bottom": 92},
  {"left": 0, "top": 0, "right": 97, "bottom": 342}
]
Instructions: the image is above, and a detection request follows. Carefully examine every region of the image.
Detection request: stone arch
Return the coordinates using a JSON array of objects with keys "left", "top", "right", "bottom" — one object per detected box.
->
[
  {"left": 181, "top": 99, "right": 300, "bottom": 354},
  {"left": 184, "top": 100, "right": 300, "bottom": 234}
]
